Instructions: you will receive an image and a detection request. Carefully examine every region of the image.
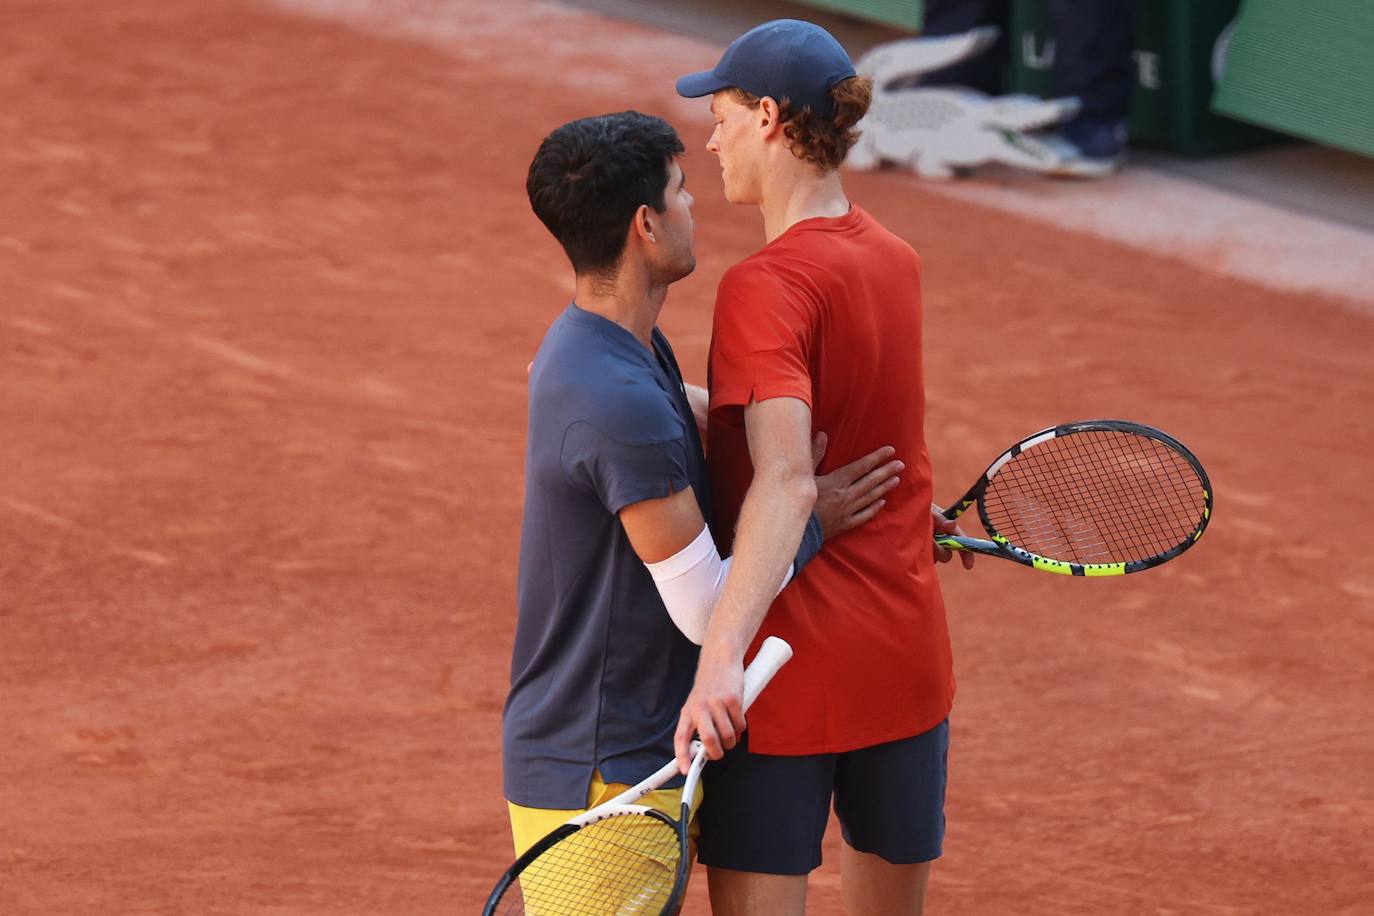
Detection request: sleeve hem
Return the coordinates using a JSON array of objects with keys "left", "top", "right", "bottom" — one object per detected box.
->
[
  {"left": 604, "top": 472, "right": 693, "bottom": 516},
  {"left": 709, "top": 379, "right": 813, "bottom": 413}
]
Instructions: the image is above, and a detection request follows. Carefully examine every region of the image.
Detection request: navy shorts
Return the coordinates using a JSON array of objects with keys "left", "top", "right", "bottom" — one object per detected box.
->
[{"left": 697, "top": 719, "right": 949, "bottom": 875}]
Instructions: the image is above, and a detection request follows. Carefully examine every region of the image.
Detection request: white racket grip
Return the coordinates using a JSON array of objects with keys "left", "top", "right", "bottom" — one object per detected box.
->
[
  {"left": 599, "top": 637, "right": 792, "bottom": 809},
  {"left": 741, "top": 636, "right": 792, "bottom": 713}
]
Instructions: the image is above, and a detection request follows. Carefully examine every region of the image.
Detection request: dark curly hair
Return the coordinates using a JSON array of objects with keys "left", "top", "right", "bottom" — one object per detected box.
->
[
  {"left": 526, "top": 112, "right": 685, "bottom": 276},
  {"left": 730, "top": 76, "right": 873, "bottom": 170}
]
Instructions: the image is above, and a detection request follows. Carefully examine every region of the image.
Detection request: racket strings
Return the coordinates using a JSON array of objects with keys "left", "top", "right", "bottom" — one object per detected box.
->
[
  {"left": 994, "top": 435, "right": 1198, "bottom": 562},
  {"left": 492, "top": 813, "right": 682, "bottom": 915},
  {"left": 983, "top": 430, "right": 1206, "bottom": 565},
  {"left": 1005, "top": 443, "right": 1189, "bottom": 561}
]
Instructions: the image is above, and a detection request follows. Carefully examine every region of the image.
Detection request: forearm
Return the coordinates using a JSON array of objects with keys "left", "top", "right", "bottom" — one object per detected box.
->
[{"left": 700, "top": 470, "right": 817, "bottom": 661}]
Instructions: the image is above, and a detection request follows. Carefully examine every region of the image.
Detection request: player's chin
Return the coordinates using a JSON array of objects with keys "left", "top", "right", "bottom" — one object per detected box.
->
[
  {"left": 661, "top": 256, "right": 696, "bottom": 286},
  {"left": 681, "top": 254, "right": 697, "bottom": 277},
  {"left": 718, "top": 173, "right": 741, "bottom": 204}
]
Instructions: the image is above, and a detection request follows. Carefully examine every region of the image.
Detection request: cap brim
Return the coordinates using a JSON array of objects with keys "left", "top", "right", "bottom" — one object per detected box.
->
[{"left": 675, "top": 70, "right": 731, "bottom": 99}]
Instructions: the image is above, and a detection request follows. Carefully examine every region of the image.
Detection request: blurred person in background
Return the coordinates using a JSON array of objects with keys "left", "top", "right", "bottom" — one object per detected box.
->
[{"left": 915, "top": 0, "right": 1136, "bottom": 176}]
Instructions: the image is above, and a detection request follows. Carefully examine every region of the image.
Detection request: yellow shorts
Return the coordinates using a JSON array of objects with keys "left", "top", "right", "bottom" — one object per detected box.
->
[
  {"left": 506, "top": 772, "right": 702, "bottom": 914},
  {"left": 507, "top": 769, "right": 702, "bottom": 859}
]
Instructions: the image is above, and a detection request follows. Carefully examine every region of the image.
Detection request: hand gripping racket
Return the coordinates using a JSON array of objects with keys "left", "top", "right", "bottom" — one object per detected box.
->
[
  {"left": 935, "top": 419, "right": 1212, "bottom": 576},
  {"left": 482, "top": 636, "right": 794, "bottom": 915}
]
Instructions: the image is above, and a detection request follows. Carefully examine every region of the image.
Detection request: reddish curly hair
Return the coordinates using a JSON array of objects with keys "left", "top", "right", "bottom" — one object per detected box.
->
[{"left": 729, "top": 76, "right": 874, "bottom": 170}]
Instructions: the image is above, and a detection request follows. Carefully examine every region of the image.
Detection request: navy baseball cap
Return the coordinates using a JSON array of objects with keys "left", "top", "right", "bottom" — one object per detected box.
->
[{"left": 676, "top": 19, "right": 857, "bottom": 118}]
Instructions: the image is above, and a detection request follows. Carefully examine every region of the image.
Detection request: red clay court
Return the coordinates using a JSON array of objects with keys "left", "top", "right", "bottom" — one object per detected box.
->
[{"left": 2, "top": 1, "right": 1371, "bottom": 913}]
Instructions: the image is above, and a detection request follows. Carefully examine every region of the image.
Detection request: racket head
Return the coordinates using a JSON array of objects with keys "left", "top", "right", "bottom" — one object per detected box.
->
[
  {"left": 969, "top": 419, "right": 1212, "bottom": 576},
  {"left": 483, "top": 805, "right": 688, "bottom": 915}
]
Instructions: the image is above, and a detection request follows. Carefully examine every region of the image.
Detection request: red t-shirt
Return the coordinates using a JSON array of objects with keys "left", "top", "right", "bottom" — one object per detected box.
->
[{"left": 707, "top": 205, "right": 954, "bottom": 755}]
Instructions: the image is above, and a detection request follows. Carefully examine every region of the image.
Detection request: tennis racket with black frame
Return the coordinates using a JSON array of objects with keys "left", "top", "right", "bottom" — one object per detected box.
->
[
  {"left": 482, "top": 636, "right": 793, "bottom": 916},
  {"left": 935, "top": 419, "right": 1212, "bottom": 576}
]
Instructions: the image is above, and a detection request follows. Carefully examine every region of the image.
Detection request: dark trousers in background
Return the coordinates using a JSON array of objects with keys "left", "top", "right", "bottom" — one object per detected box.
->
[{"left": 919, "top": 0, "right": 1135, "bottom": 123}]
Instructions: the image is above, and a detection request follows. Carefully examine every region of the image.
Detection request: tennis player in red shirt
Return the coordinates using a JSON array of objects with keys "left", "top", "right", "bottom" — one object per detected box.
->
[{"left": 674, "top": 20, "right": 976, "bottom": 915}]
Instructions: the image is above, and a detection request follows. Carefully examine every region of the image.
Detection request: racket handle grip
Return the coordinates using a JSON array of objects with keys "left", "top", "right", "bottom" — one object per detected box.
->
[{"left": 741, "top": 636, "right": 792, "bottom": 713}]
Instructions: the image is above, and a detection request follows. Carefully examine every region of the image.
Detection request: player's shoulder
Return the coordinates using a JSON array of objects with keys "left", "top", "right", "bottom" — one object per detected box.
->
[
  {"left": 717, "top": 251, "right": 814, "bottom": 310},
  {"left": 719, "top": 251, "right": 784, "bottom": 288},
  {"left": 576, "top": 379, "right": 684, "bottom": 446},
  {"left": 878, "top": 225, "right": 921, "bottom": 264},
  {"left": 534, "top": 311, "right": 684, "bottom": 446}
]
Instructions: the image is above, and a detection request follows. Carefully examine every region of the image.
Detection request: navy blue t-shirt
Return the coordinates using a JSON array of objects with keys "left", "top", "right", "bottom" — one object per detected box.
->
[
  {"left": 503, "top": 305, "right": 709, "bottom": 809},
  {"left": 503, "top": 304, "right": 823, "bottom": 809}
]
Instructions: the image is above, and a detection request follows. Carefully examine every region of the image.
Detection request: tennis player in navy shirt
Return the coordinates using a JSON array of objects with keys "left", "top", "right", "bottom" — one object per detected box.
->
[{"left": 503, "top": 111, "right": 905, "bottom": 858}]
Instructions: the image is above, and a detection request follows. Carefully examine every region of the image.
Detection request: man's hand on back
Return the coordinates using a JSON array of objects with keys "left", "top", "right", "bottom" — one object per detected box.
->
[{"left": 811, "top": 432, "right": 903, "bottom": 539}]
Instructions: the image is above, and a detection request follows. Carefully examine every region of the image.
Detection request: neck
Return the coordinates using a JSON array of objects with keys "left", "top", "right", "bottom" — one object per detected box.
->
[
  {"left": 758, "top": 157, "right": 850, "bottom": 243},
  {"left": 573, "top": 260, "right": 665, "bottom": 349}
]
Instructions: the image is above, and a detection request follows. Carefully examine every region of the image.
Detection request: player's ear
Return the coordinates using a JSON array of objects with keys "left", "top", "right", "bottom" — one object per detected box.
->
[
  {"left": 758, "top": 97, "right": 783, "bottom": 139},
  {"left": 630, "top": 203, "right": 655, "bottom": 246}
]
